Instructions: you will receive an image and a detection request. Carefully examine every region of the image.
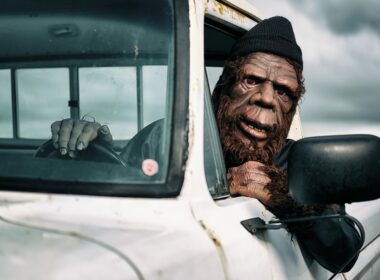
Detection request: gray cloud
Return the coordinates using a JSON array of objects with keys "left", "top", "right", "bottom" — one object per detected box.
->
[
  {"left": 301, "top": 57, "right": 380, "bottom": 123},
  {"left": 300, "top": 82, "right": 380, "bottom": 122},
  {"left": 289, "top": 0, "right": 380, "bottom": 35},
  {"left": 251, "top": 0, "right": 380, "bottom": 136}
]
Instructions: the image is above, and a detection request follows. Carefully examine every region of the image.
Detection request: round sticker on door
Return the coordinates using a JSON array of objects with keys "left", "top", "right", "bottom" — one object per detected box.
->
[{"left": 142, "top": 159, "right": 159, "bottom": 176}]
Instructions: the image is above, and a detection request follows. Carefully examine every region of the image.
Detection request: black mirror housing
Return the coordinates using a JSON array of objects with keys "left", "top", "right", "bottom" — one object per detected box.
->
[{"left": 288, "top": 134, "right": 380, "bottom": 204}]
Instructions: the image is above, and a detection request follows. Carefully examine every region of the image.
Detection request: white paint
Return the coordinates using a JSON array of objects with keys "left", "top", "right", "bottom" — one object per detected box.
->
[{"left": 0, "top": 1, "right": 378, "bottom": 280}]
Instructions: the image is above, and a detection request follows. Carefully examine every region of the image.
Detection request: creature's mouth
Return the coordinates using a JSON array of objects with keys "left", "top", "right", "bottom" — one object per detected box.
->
[{"left": 238, "top": 118, "right": 271, "bottom": 141}]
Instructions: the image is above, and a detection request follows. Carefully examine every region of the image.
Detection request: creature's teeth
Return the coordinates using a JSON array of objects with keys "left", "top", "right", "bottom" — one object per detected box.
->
[{"left": 247, "top": 122, "right": 266, "bottom": 133}]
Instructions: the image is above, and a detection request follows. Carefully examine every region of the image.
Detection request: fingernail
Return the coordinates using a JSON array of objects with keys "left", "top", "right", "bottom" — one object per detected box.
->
[
  {"left": 60, "top": 147, "right": 67, "bottom": 155},
  {"left": 69, "top": 151, "right": 76, "bottom": 158},
  {"left": 99, "top": 125, "right": 109, "bottom": 134},
  {"left": 77, "top": 141, "right": 84, "bottom": 151}
]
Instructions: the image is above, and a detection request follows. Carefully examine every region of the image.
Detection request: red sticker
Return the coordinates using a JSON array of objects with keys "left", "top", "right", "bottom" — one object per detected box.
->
[{"left": 142, "top": 159, "right": 159, "bottom": 176}]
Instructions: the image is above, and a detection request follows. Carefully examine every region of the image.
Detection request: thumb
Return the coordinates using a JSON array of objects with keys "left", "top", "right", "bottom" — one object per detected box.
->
[{"left": 97, "top": 125, "right": 113, "bottom": 148}]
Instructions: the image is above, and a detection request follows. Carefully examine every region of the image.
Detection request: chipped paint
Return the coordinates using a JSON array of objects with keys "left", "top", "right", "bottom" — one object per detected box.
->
[
  {"left": 199, "top": 220, "right": 230, "bottom": 280},
  {"left": 133, "top": 40, "right": 139, "bottom": 59},
  {"left": 190, "top": 0, "right": 196, "bottom": 13},
  {"left": 188, "top": 76, "right": 200, "bottom": 154},
  {"left": 203, "top": 0, "right": 257, "bottom": 30},
  {"left": 218, "top": 0, "right": 262, "bottom": 21},
  {"left": 180, "top": 0, "right": 205, "bottom": 200}
]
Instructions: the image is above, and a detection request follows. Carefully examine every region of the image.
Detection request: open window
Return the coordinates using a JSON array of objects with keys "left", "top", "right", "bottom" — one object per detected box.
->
[
  {"left": 203, "top": 14, "right": 304, "bottom": 198},
  {"left": 204, "top": 70, "right": 228, "bottom": 198},
  {"left": 203, "top": 18, "right": 246, "bottom": 199}
]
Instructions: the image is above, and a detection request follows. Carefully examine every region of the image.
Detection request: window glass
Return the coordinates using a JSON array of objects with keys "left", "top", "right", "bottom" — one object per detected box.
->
[
  {"left": 17, "top": 68, "right": 70, "bottom": 138},
  {"left": 0, "top": 0, "right": 177, "bottom": 197},
  {"left": 204, "top": 23, "right": 240, "bottom": 198},
  {"left": 143, "top": 66, "right": 167, "bottom": 126},
  {"left": 206, "top": 66, "right": 223, "bottom": 93},
  {"left": 204, "top": 73, "right": 229, "bottom": 198},
  {"left": 0, "top": 70, "right": 12, "bottom": 138},
  {"left": 80, "top": 67, "right": 137, "bottom": 140}
]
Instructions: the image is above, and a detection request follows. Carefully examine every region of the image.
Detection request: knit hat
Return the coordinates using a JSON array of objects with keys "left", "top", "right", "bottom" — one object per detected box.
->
[{"left": 228, "top": 16, "right": 303, "bottom": 66}]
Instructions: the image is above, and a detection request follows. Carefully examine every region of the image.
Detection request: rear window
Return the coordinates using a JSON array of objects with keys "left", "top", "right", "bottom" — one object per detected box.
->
[{"left": 0, "top": 0, "right": 180, "bottom": 197}]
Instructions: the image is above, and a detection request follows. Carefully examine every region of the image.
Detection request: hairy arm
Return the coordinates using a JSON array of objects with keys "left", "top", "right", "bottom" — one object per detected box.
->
[{"left": 228, "top": 161, "right": 361, "bottom": 273}]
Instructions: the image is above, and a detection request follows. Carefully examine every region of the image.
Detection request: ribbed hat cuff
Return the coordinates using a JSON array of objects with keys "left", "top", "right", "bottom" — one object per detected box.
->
[{"left": 229, "top": 36, "right": 303, "bottom": 66}]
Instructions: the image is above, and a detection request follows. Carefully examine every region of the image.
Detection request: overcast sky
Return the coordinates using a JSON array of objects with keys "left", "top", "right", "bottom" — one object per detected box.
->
[{"left": 250, "top": 0, "right": 380, "bottom": 137}]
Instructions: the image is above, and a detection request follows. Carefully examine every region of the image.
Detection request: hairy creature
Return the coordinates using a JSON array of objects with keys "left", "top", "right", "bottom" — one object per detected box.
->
[
  {"left": 212, "top": 53, "right": 304, "bottom": 169},
  {"left": 213, "top": 52, "right": 325, "bottom": 219}
]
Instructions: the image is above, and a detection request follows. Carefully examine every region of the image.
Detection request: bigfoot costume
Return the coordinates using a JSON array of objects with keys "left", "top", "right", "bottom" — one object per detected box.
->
[
  {"left": 120, "top": 17, "right": 361, "bottom": 273},
  {"left": 50, "top": 16, "right": 361, "bottom": 273},
  {"left": 211, "top": 17, "right": 361, "bottom": 272}
]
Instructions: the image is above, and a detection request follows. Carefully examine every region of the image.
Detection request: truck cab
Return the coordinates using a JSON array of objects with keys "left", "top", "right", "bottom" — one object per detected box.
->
[{"left": 0, "top": 1, "right": 378, "bottom": 279}]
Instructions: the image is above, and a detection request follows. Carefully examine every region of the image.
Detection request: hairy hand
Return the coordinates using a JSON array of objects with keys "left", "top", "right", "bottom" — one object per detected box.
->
[
  {"left": 227, "top": 161, "right": 272, "bottom": 205},
  {"left": 51, "top": 118, "right": 112, "bottom": 158}
]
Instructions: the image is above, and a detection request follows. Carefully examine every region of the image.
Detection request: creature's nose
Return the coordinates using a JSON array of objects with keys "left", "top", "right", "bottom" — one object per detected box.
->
[{"left": 249, "top": 81, "right": 275, "bottom": 110}]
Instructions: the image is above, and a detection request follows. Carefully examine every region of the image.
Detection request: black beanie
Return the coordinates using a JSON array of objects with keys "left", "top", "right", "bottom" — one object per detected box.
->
[{"left": 228, "top": 16, "right": 303, "bottom": 67}]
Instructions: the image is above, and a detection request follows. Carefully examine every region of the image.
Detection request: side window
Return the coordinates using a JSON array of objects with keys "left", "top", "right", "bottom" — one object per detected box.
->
[
  {"left": 79, "top": 67, "right": 138, "bottom": 139},
  {"left": 79, "top": 65, "right": 167, "bottom": 140},
  {"left": 142, "top": 66, "right": 167, "bottom": 127},
  {"left": 0, "top": 65, "right": 167, "bottom": 141},
  {"left": 205, "top": 66, "right": 223, "bottom": 91},
  {"left": 204, "top": 71, "right": 229, "bottom": 198},
  {"left": 0, "top": 70, "right": 12, "bottom": 138},
  {"left": 203, "top": 20, "right": 242, "bottom": 198},
  {"left": 17, "top": 68, "right": 70, "bottom": 139},
  {"left": 0, "top": 68, "right": 71, "bottom": 139}
]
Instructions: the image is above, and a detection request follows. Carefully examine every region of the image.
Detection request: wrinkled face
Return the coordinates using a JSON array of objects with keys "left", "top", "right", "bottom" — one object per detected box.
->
[
  {"left": 228, "top": 52, "right": 298, "bottom": 147},
  {"left": 216, "top": 52, "right": 299, "bottom": 167}
]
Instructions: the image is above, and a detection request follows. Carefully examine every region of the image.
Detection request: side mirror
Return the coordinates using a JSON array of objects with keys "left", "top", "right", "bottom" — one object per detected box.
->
[{"left": 288, "top": 134, "right": 380, "bottom": 204}]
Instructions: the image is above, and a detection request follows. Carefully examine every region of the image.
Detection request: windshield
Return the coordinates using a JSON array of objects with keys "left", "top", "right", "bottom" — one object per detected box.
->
[{"left": 0, "top": 0, "right": 180, "bottom": 196}]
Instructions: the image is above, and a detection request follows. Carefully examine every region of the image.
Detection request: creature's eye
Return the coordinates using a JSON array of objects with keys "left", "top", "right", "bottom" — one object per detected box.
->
[
  {"left": 275, "top": 86, "right": 293, "bottom": 103},
  {"left": 243, "top": 76, "right": 263, "bottom": 87}
]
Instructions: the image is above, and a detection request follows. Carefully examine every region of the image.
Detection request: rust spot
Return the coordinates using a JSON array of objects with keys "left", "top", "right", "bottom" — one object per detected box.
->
[
  {"left": 199, "top": 220, "right": 223, "bottom": 247},
  {"left": 199, "top": 220, "right": 230, "bottom": 279},
  {"left": 216, "top": 3, "right": 227, "bottom": 15},
  {"left": 205, "top": 0, "right": 247, "bottom": 25}
]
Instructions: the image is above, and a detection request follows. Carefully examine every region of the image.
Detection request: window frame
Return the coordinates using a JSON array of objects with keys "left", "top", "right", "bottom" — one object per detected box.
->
[
  {"left": 0, "top": 0, "right": 190, "bottom": 198},
  {"left": 203, "top": 17, "right": 247, "bottom": 199},
  {"left": 203, "top": 69, "right": 229, "bottom": 199}
]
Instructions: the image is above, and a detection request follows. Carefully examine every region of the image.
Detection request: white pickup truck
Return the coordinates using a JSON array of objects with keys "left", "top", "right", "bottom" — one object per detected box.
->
[{"left": 0, "top": 0, "right": 378, "bottom": 279}]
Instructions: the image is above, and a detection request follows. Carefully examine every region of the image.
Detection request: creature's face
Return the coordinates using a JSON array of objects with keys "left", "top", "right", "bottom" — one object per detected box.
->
[{"left": 216, "top": 52, "right": 299, "bottom": 167}]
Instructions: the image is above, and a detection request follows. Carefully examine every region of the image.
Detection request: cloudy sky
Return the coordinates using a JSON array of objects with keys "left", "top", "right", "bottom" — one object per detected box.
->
[{"left": 251, "top": 0, "right": 380, "bottom": 137}]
